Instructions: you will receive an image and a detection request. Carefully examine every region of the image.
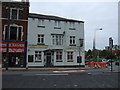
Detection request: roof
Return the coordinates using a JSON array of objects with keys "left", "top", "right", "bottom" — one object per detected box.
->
[{"left": 29, "top": 13, "right": 84, "bottom": 23}]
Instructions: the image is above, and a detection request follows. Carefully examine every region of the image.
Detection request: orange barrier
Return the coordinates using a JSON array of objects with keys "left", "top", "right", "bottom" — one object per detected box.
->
[{"left": 87, "top": 62, "right": 108, "bottom": 68}]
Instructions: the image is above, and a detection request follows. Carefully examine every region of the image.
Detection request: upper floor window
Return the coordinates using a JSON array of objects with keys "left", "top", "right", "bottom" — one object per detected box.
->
[
  {"left": 37, "top": 19, "right": 45, "bottom": 28},
  {"left": 19, "top": 10, "right": 23, "bottom": 19},
  {"left": 52, "top": 35, "right": 63, "bottom": 45},
  {"left": 6, "top": 8, "right": 23, "bottom": 20},
  {"left": 54, "top": 21, "right": 61, "bottom": 29},
  {"left": 70, "top": 36, "right": 76, "bottom": 45},
  {"left": 38, "top": 34, "right": 44, "bottom": 44},
  {"left": 12, "top": 9, "right": 17, "bottom": 19},
  {"left": 4, "top": 25, "right": 23, "bottom": 41},
  {"left": 69, "top": 22, "right": 76, "bottom": 30}
]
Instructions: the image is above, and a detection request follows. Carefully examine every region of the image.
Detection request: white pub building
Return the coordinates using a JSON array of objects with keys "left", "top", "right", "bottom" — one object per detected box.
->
[{"left": 27, "top": 13, "right": 85, "bottom": 67}]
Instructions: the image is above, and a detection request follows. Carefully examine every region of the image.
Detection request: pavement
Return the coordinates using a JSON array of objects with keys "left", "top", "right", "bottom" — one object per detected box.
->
[
  {"left": 1, "top": 66, "right": 120, "bottom": 73},
  {"left": 1, "top": 67, "right": 88, "bottom": 71}
]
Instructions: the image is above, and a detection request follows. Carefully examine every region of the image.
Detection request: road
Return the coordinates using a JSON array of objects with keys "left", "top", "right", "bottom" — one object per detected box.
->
[{"left": 2, "top": 69, "right": 120, "bottom": 88}]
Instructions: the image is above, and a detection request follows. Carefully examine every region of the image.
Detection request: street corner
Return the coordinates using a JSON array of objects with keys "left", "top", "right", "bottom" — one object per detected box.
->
[{"left": 50, "top": 70, "right": 92, "bottom": 74}]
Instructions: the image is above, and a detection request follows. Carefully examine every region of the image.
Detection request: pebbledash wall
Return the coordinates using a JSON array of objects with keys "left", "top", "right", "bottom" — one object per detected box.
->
[{"left": 27, "top": 13, "right": 85, "bottom": 67}]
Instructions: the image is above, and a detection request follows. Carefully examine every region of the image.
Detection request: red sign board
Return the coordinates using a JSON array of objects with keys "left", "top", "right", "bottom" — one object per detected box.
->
[{"left": 0, "top": 42, "right": 25, "bottom": 53}]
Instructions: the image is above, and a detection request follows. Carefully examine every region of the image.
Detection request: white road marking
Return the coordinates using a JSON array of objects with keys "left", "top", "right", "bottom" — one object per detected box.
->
[
  {"left": 35, "top": 74, "right": 69, "bottom": 76},
  {"left": 53, "top": 70, "right": 85, "bottom": 73},
  {"left": 74, "top": 85, "right": 78, "bottom": 87}
]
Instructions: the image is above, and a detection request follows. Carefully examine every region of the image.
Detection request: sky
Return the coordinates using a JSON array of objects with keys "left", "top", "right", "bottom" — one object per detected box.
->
[{"left": 14, "top": 0, "right": 119, "bottom": 51}]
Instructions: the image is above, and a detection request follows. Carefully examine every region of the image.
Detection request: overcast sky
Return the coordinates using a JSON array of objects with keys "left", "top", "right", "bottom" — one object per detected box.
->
[{"left": 28, "top": 0, "right": 118, "bottom": 51}]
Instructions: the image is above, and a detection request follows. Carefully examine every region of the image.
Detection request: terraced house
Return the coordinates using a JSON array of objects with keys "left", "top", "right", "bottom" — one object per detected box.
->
[{"left": 27, "top": 13, "right": 85, "bottom": 67}]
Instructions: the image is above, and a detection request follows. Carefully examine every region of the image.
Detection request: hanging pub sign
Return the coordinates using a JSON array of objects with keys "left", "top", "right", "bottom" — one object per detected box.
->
[{"left": 0, "top": 42, "right": 25, "bottom": 53}]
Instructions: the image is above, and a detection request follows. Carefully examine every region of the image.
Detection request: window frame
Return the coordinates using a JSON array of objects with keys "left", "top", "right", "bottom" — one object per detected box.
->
[
  {"left": 70, "top": 36, "right": 76, "bottom": 45},
  {"left": 67, "top": 52, "right": 73, "bottom": 62},
  {"left": 54, "top": 21, "right": 61, "bottom": 29},
  {"left": 37, "top": 34, "right": 44, "bottom": 44},
  {"left": 6, "top": 7, "right": 23, "bottom": 20},
  {"left": 37, "top": 19, "right": 45, "bottom": 28},
  {"left": 51, "top": 34, "right": 63, "bottom": 45},
  {"left": 35, "top": 51, "right": 42, "bottom": 62},
  {"left": 56, "top": 51, "right": 62, "bottom": 62},
  {"left": 69, "top": 22, "right": 76, "bottom": 30},
  {"left": 4, "top": 25, "right": 23, "bottom": 41}
]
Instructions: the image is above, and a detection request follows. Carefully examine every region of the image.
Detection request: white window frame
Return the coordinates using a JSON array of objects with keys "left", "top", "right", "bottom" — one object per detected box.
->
[
  {"left": 38, "top": 34, "right": 44, "bottom": 44},
  {"left": 38, "top": 19, "right": 45, "bottom": 26},
  {"left": 70, "top": 36, "right": 76, "bottom": 45},
  {"left": 4, "top": 25, "right": 23, "bottom": 41},
  {"left": 6, "top": 7, "right": 23, "bottom": 20},
  {"left": 55, "top": 21, "right": 60, "bottom": 27},
  {"left": 56, "top": 51, "right": 62, "bottom": 61},
  {"left": 67, "top": 52, "right": 73, "bottom": 61},
  {"left": 35, "top": 51, "right": 42, "bottom": 62},
  {"left": 52, "top": 35, "right": 63, "bottom": 45}
]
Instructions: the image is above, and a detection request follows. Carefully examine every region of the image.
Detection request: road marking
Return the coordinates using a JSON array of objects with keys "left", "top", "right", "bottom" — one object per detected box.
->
[
  {"left": 52, "top": 70, "right": 91, "bottom": 73},
  {"left": 35, "top": 74, "right": 69, "bottom": 76},
  {"left": 42, "top": 78, "right": 46, "bottom": 80},
  {"left": 53, "top": 84, "right": 57, "bottom": 87},
  {"left": 74, "top": 85, "right": 78, "bottom": 87}
]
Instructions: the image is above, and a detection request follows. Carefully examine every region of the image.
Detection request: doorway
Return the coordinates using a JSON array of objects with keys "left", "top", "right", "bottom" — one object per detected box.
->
[{"left": 46, "top": 52, "right": 52, "bottom": 67}]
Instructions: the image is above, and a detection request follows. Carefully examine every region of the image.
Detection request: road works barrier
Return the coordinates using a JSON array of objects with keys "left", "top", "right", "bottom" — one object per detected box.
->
[{"left": 87, "top": 62, "right": 108, "bottom": 68}]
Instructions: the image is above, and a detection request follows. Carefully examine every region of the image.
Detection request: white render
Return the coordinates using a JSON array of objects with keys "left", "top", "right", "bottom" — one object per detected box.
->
[{"left": 27, "top": 13, "right": 85, "bottom": 67}]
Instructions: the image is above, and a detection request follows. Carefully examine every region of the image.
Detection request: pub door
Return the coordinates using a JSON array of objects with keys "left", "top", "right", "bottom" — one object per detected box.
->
[{"left": 46, "top": 52, "right": 52, "bottom": 67}]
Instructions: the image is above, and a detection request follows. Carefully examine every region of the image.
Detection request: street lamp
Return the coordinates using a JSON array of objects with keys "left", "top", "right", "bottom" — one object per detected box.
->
[{"left": 93, "top": 28, "right": 102, "bottom": 62}]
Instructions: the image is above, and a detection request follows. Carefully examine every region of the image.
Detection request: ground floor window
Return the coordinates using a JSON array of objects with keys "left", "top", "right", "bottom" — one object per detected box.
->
[
  {"left": 35, "top": 51, "right": 42, "bottom": 62},
  {"left": 67, "top": 52, "right": 73, "bottom": 62},
  {"left": 56, "top": 51, "right": 62, "bottom": 62}
]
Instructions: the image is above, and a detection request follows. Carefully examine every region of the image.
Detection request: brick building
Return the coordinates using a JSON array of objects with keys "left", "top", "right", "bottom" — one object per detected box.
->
[{"left": 0, "top": 0, "right": 29, "bottom": 67}]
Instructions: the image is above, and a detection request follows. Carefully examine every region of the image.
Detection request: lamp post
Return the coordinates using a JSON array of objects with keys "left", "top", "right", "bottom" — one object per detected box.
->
[{"left": 93, "top": 28, "right": 102, "bottom": 62}]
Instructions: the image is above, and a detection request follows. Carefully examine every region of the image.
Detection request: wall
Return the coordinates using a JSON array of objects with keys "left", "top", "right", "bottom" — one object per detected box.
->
[
  {"left": 118, "top": 1, "right": 120, "bottom": 45},
  {"left": 28, "top": 17, "right": 85, "bottom": 66}
]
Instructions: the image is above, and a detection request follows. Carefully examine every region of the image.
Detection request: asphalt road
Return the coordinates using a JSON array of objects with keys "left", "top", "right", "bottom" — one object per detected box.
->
[{"left": 2, "top": 69, "right": 120, "bottom": 88}]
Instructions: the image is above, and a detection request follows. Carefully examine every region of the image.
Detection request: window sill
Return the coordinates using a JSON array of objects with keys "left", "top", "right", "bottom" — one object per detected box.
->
[
  {"left": 67, "top": 60, "right": 73, "bottom": 62},
  {"left": 37, "top": 25, "right": 45, "bottom": 28},
  {"left": 56, "top": 60, "right": 63, "bottom": 62},
  {"left": 35, "top": 61, "right": 42, "bottom": 62},
  {"left": 37, "top": 43, "right": 45, "bottom": 45},
  {"left": 54, "top": 27, "right": 61, "bottom": 29},
  {"left": 69, "top": 44, "right": 76, "bottom": 46},
  {"left": 69, "top": 28, "right": 76, "bottom": 30}
]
